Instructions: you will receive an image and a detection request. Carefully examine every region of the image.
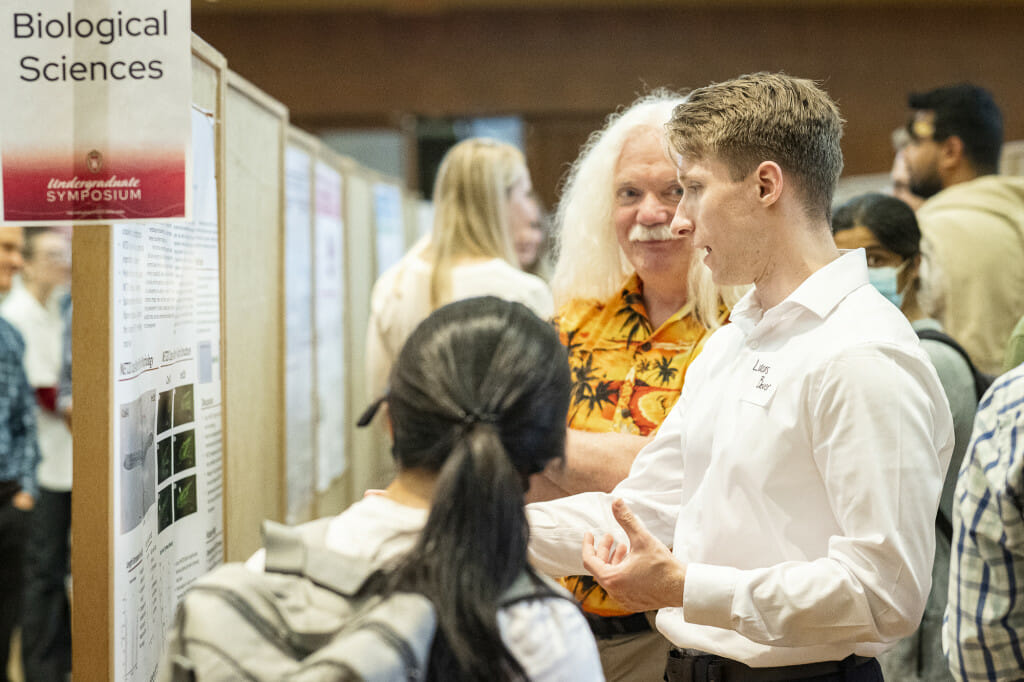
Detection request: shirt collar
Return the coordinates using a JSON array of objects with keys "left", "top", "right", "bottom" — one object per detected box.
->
[{"left": 729, "top": 249, "right": 868, "bottom": 335}]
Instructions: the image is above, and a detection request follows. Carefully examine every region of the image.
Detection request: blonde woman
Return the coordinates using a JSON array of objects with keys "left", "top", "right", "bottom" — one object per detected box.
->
[{"left": 366, "top": 138, "right": 553, "bottom": 399}]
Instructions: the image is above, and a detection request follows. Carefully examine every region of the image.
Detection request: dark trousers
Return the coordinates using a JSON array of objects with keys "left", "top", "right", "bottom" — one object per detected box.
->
[
  {"left": 664, "top": 649, "right": 884, "bottom": 682},
  {"left": 21, "top": 488, "right": 72, "bottom": 682},
  {"left": 0, "top": 497, "right": 30, "bottom": 682}
]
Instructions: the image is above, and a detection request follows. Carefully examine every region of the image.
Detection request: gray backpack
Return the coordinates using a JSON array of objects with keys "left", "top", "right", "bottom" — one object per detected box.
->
[{"left": 158, "top": 518, "right": 566, "bottom": 681}]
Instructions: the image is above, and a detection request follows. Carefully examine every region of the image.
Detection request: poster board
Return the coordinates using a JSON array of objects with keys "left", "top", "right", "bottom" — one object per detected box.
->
[
  {"left": 220, "top": 71, "right": 288, "bottom": 559},
  {"left": 108, "top": 106, "right": 222, "bottom": 682},
  {"left": 71, "top": 34, "right": 229, "bottom": 682},
  {"left": 283, "top": 128, "right": 316, "bottom": 523},
  {"left": 371, "top": 178, "right": 405, "bottom": 277},
  {"left": 342, "top": 161, "right": 391, "bottom": 496},
  {"left": 312, "top": 146, "right": 348, "bottom": 499}
]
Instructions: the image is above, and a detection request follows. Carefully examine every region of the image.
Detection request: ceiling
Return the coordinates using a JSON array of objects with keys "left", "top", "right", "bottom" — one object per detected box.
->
[{"left": 192, "top": 0, "right": 1009, "bottom": 14}]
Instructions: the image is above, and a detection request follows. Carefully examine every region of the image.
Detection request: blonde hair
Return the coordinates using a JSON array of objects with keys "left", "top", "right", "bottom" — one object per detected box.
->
[
  {"left": 550, "top": 90, "right": 738, "bottom": 328},
  {"left": 666, "top": 72, "right": 844, "bottom": 220},
  {"left": 429, "top": 138, "right": 524, "bottom": 308}
]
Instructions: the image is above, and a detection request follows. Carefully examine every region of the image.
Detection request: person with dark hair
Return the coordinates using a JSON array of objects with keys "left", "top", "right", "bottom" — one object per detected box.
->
[
  {"left": 889, "top": 128, "right": 926, "bottom": 211},
  {"left": 833, "top": 192, "right": 976, "bottom": 681},
  {"left": 902, "top": 83, "right": 1024, "bottom": 374},
  {"left": 527, "top": 73, "right": 953, "bottom": 682},
  {"left": 250, "top": 296, "right": 602, "bottom": 681}
]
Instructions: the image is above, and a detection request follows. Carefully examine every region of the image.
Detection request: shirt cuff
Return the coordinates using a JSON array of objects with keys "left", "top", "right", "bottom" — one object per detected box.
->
[
  {"left": 682, "top": 562, "right": 740, "bottom": 630},
  {"left": 19, "top": 475, "right": 38, "bottom": 500}
]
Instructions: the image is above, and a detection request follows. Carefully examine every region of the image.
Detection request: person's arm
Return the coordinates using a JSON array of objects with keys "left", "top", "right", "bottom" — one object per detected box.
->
[
  {"left": 682, "top": 348, "right": 951, "bottom": 648},
  {"left": 527, "top": 404, "right": 688, "bottom": 578},
  {"left": 11, "top": 347, "right": 40, "bottom": 503},
  {"left": 536, "top": 429, "right": 652, "bottom": 497},
  {"left": 944, "top": 370, "right": 1024, "bottom": 681}
]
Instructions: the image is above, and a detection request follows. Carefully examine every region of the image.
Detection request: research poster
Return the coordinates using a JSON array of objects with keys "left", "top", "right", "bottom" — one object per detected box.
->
[
  {"left": 284, "top": 145, "right": 315, "bottom": 521},
  {"left": 314, "top": 161, "right": 346, "bottom": 490},
  {"left": 110, "top": 109, "right": 220, "bottom": 682},
  {"left": 0, "top": 0, "right": 191, "bottom": 223},
  {"left": 373, "top": 181, "right": 405, "bottom": 275}
]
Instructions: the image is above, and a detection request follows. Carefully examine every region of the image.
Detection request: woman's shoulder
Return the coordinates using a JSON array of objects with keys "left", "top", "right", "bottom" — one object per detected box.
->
[{"left": 452, "top": 260, "right": 554, "bottom": 318}]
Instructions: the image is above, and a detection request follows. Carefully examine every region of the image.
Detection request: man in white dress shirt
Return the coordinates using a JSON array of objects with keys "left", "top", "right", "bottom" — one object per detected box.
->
[{"left": 526, "top": 73, "right": 955, "bottom": 681}]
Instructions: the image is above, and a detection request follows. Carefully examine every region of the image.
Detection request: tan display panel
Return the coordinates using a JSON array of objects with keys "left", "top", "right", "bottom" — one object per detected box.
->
[
  {"left": 68, "top": 31, "right": 411, "bottom": 682},
  {"left": 221, "top": 71, "right": 289, "bottom": 560},
  {"left": 313, "top": 143, "right": 356, "bottom": 517}
]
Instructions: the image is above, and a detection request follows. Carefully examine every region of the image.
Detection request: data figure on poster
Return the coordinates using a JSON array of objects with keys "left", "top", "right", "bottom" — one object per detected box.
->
[{"left": 119, "top": 390, "right": 156, "bottom": 534}]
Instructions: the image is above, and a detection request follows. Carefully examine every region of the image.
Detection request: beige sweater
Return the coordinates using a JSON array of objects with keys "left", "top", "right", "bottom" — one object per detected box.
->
[{"left": 917, "top": 174, "right": 1024, "bottom": 374}]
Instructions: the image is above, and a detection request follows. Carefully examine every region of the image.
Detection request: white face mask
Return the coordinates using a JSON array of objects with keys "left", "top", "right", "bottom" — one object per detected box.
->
[{"left": 868, "top": 261, "right": 910, "bottom": 308}]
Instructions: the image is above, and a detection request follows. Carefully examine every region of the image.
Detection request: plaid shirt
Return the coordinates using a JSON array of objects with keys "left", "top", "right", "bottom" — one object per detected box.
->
[
  {"left": 0, "top": 316, "right": 39, "bottom": 498},
  {"left": 944, "top": 364, "right": 1024, "bottom": 680}
]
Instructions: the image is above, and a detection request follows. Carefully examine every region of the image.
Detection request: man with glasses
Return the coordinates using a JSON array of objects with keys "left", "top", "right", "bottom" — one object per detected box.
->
[{"left": 901, "top": 84, "right": 1024, "bottom": 374}]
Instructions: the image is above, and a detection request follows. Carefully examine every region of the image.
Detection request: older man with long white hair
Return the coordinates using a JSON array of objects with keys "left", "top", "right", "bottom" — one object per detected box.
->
[{"left": 527, "top": 91, "right": 741, "bottom": 681}]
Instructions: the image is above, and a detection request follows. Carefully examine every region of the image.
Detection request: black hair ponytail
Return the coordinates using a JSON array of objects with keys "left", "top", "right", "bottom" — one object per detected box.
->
[{"left": 380, "top": 297, "right": 570, "bottom": 681}]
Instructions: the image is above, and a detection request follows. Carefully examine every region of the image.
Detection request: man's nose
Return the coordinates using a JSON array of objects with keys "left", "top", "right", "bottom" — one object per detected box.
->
[
  {"left": 670, "top": 202, "right": 692, "bottom": 236},
  {"left": 637, "top": 194, "right": 671, "bottom": 225}
]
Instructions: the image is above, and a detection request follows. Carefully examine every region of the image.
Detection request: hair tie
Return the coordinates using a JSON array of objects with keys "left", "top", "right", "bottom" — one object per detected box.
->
[{"left": 459, "top": 410, "right": 498, "bottom": 427}]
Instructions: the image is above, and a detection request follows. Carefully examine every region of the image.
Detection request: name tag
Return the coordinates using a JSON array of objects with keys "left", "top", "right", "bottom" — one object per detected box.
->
[{"left": 742, "top": 355, "right": 778, "bottom": 406}]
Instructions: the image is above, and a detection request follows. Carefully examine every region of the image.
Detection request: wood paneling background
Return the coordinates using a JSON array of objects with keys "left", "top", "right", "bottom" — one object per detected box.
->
[{"left": 192, "top": 5, "right": 1024, "bottom": 208}]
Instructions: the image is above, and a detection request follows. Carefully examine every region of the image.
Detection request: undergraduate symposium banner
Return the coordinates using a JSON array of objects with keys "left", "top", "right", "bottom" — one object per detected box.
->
[
  {"left": 110, "top": 109, "right": 219, "bottom": 682},
  {"left": 0, "top": 0, "right": 191, "bottom": 223}
]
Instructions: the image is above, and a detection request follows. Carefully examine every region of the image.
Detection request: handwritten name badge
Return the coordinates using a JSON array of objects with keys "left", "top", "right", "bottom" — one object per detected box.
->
[{"left": 742, "top": 354, "right": 778, "bottom": 406}]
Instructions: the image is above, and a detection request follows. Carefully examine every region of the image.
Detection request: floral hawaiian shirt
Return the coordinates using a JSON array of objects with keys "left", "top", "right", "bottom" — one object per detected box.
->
[{"left": 556, "top": 273, "right": 727, "bottom": 617}]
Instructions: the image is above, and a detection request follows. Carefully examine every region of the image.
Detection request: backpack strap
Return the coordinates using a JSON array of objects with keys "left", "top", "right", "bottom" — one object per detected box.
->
[
  {"left": 915, "top": 328, "right": 992, "bottom": 400},
  {"left": 936, "top": 509, "right": 954, "bottom": 545},
  {"left": 262, "top": 518, "right": 381, "bottom": 596}
]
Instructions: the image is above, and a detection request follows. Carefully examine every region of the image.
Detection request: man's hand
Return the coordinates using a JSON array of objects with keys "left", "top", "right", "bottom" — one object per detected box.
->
[
  {"left": 582, "top": 498, "right": 685, "bottom": 611},
  {"left": 12, "top": 490, "right": 34, "bottom": 511}
]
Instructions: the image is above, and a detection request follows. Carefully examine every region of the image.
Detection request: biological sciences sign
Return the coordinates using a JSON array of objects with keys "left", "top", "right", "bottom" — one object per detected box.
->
[{"left": 0, "top": 0, "right": 191, "bottom": 223}]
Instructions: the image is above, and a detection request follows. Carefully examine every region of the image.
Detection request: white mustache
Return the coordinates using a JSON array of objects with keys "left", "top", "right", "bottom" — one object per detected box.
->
[{"left": 628, "top": 224, "right": 680, "bottom": 242}]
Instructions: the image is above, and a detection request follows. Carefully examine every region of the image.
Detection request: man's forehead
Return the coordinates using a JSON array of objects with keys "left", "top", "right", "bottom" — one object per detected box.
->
[{"left": 0, "top": 226, "right": 24, "bottom": 243}]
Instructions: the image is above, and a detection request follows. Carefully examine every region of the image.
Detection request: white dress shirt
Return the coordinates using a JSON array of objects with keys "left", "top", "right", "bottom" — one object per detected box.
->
[{"left": 527, "top": 249, "right": 954, "bottom": 667}]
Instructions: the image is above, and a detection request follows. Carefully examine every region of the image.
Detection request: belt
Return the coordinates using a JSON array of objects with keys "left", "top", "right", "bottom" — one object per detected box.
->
[
  {"left": 583, "top": 611, "right": 652, "bottom": 638},
  {"left": 664, "top": 649, "right": 876, "bottom": 682}
]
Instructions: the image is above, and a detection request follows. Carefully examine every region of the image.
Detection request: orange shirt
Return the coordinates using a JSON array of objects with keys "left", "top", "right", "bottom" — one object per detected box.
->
[{"left": 556, "top": 274, "right": 727, "bottom": 616}]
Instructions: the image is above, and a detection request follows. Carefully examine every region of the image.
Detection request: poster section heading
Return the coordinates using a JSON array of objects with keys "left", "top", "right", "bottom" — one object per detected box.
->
[{"left": 0, "top": 0, "right": 191, "bottom": 224}]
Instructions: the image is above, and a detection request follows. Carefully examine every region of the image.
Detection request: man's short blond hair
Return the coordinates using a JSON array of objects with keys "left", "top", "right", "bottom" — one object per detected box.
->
[{"left": 666, "top": 72, "right": 844, "bottom": 219}]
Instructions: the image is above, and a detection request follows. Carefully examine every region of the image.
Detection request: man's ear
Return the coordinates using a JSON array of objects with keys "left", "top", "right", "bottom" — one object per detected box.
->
[
  {"left": 754, "top": 161, "right": 784, "bottom": 206},
  {"left": 938, "top": 135, "right": 965, "bottom": 172}
]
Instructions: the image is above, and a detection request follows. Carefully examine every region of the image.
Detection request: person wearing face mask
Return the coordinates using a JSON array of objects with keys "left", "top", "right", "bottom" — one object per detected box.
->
[{"left": 833, "top": 191, "right": 974, "bottom": 682}]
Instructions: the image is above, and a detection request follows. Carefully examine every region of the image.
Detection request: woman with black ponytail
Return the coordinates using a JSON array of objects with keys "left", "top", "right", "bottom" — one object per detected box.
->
[{"left": 251, "top": 296, "right": 602, "bottom": 680}]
